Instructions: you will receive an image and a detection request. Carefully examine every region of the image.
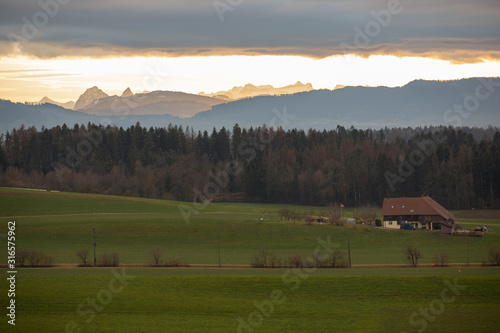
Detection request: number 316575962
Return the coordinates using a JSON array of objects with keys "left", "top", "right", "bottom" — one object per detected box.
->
[{"left": 7, "top": 221, "right": 16, "bottom": 267}]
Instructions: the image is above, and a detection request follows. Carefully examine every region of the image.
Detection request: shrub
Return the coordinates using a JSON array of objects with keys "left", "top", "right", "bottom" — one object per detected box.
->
[
  {"left": 489, "top": 246, "right": 500, "bottom": 266},
  {"left": 250, "top": 248, "right": 282, "bottom": 268},
  {"left": 434, "top": 253, "right": 449, "bottom": 267},
  {"left": 328, "top": 250, "right": 345, "bottom": 268},
  {"left": 98, "top": 252, "right": 110, "bottom": 266},
  {"left": 76, "top": 248, "right": 90, "bottom": 267},
  {"left": 165, "top": 254, "right": 185, "bottom": 267},
  {"left": 278, "top": 208, "right": 290, "bottom": 221},
  {"left": 403, "top": 245, "right": 422, "bottom": 267},
  {"left": 98, "top": 252, "right": 119, "bottom": 267},
  {"left": 148, "top": 246, "right": 164, "bottom": 267},
  {"left": 251, "top": 247, "right": 270, "bottom": 268},
  {"left": 16, "top": 247, "right": 29, "bottom": 267},
  {"left": 268, "top": 252, "right": 282, "bottom": 268},
  {"left": 23, "top": 249, "right": 53, "bottom": 267},
  {"left": 110, "top": 252, "right": 119, "bottom": 266},
  {"left": 327, "top": 203, "right": 341, "bottom": 225},
  {"left": 288, "top": 254, "right": 303, "bottom": 268}
]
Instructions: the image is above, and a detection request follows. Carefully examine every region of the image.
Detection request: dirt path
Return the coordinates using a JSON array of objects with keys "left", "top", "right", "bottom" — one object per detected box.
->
[{"left": 2, "top": 263, "right": 489, "bottom": 270}]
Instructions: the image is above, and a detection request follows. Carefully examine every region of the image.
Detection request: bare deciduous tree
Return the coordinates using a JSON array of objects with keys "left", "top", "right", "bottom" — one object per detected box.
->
[
  {"left": 23, "top": 249, "right": 53, "bottom": 267},
  {"left": 268, "top": 252, "right": 282, "bottom": 268},
  {"left": 434, "top": 253, "right": 449, "bottom": 267},
  {"left": 327, "top": 203, "right": 341, "bottom": 225},
  {"left": 98, "top": 252, "right": 119, "bottom": 267},
  {"left": 404, "top": 245, "right": 423, "bottom": 267},
  {"left": 251, "top": 247, "right": 270, "bottom": 268},
  {"left": 290, "top": 209, "right": 302, "bottom": 223},
  {"left": 165, "top": 254, "right": 184, "bottom": 267},
  {"left": 489, "top": 246, "right": 500, "bottom": 266},
  {"left": 99, "top": 252, "right": 109, "bottom": 267},
  {"left": 278, "top": 208, "right": 291, "bottom": 221},
  {"left": 356, "top": 205, "right": 378, "bottom": 226},
  {"left": 148, "top": 246, "right": 164, "bottom": 267},
  {"left": 16, "top": 248, "right": 29, "bottom": 267},
  {"left": 111, "top": 252, "right": 119, "bottom": 266},
  {"left": 329, "top": 250, "right": 345, "bottom": 268},
  {"left": 76, "top": 248, "right": 89, "bottom": 267},
  {"left": 288, "top": 254, "right": 303, "bottom": 268}
]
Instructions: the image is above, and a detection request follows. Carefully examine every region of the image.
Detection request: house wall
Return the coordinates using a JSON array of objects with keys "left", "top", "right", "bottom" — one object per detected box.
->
[
  {"left": 383, "top": 217, "right": 436, "bottom": 230},
  {"left": 383, "top": 220, "right": 400, "bottom": 229}
]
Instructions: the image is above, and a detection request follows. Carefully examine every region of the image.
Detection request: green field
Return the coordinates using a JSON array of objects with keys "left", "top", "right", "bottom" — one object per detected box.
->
[
  {"left": 1, "top": 188, "right": 499, "bottom": 266},
  {"left": 1, "top": 188, "right": 500, "bottom": 332},
  {"left": 2, "top": 268, "right": 500, "bottom": 332}
]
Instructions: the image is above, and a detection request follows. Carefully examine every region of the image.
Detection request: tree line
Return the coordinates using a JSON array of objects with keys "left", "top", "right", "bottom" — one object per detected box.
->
[{"left": 0, "top": 123, "right": 499, "bottom": 208}]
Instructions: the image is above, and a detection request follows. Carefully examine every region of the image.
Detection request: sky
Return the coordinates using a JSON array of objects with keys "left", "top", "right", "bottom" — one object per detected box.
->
[{"left": 1, "top": 0, "right": 500, "bottom": 102}]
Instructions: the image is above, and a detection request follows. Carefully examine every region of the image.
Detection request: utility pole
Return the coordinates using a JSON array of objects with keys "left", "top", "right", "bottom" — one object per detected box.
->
[
  {"left": 344, "top": 231, "right": 352, "bottom": 268},
  {"left": 467, "top": 234, "right": 470, "bottom": 267},
  {"left": 218, "top": 236, "right": 221, "bottom": 268},
  {"left": 93, "top": 226, "right": 96, "bottom": 267}
]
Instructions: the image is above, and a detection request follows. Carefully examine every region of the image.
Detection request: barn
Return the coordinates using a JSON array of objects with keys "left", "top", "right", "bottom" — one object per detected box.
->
[{"left": 381, "top": 196, "right": 455, "bottom": 234}]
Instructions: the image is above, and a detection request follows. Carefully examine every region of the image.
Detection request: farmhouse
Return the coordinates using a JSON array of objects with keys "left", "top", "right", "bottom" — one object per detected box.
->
[{"left": 381, "top": 196, "right": 455, "bottom": 233}]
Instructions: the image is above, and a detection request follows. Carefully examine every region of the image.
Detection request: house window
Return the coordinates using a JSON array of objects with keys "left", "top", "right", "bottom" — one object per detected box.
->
[{"left": 389, "top": 222, "right": 393, "bottom": 225}]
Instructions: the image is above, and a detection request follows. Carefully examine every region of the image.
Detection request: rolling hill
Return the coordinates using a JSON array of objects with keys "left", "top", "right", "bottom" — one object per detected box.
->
[{"left": 193, "top": 78, "right": 500, "bottom": 129}]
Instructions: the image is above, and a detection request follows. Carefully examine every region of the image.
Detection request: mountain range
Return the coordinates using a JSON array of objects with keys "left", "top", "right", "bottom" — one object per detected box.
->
[
  {"left": 39, "top": 96, "right": 76, "bottom": 110},
  {"left": 199, "top": 81, "right": 313, "bottom": 100},
  {"left": 76, "top": 88, "right": 224, "bottom": 118},
  {"left": 1, "top": 78, "right": 499, "bottom": 135}
]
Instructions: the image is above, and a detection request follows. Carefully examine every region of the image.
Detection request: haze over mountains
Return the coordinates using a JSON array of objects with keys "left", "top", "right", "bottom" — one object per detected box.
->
[
  {"left": 76, "top": 88, "right": 223, "bottom": 118},
  {"left": 38, "top": 96, "right": 76, "bottom": 110},
  {"left": 199, "top": 81, "right": 313, "bottom": 100},
  {"left": 1, "top": 78, "right": 499, "bottom": 135}
]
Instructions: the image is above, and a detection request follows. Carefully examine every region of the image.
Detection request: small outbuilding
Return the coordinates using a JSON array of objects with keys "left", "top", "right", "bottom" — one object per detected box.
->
[{"left": 381, "top": 196, "right": 455, "bottom": 234}]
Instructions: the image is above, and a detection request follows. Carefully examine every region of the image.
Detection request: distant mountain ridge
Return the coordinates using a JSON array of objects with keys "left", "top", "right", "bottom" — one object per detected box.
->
[
  {"left": 78, "top": 89, "right": 224, "bottom": 118},
  {"left": 1, "top": 78, "right": 499, "bottom": 134},
  {"left": 39, "top": 96, "right": 75, "bottom": 110},
  {"left": 193, "top": 77, "right": 500, "bottom": 129},
  {"left": 121, "top": 87, "right": 133, "bottom": 97},
  {"left": 199, "top": 81, "right": 314, "bottom": 100},
  {"left": 74, "top": 86, "right": 109, "bottom": 109}
]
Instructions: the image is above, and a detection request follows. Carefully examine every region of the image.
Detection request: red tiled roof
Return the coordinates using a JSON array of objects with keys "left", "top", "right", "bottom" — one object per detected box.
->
[{"left": 381, "top": 196, "right": 455, "bottom": 221}]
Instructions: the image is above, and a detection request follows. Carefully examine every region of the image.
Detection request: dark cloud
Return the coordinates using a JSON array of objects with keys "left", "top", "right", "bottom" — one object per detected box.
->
[{"left": 0, "top": 0, "right": 499, "bottom": 62}]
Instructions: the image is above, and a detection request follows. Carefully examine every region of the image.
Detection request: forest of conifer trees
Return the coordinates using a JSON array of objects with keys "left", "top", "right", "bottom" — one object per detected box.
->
[{"left": 0, "top": 123, "right": 499, "bottom": 209}]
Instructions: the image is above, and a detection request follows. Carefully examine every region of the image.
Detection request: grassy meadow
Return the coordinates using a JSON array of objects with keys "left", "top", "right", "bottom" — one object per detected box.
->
[
  {"left": 1, "top": 187, "right": 500, "bottom": 332},
  {"left": 1, "top": 187, "right": 499, "bottom": 266},
  {"left": 1, "top": 268, "right": 499, "bottom": 332}
]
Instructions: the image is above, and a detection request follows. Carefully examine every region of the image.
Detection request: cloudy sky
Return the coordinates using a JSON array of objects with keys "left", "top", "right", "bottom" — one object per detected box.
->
[{"left": 1, "top": 0, "right": 500, "bottom": 102}]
